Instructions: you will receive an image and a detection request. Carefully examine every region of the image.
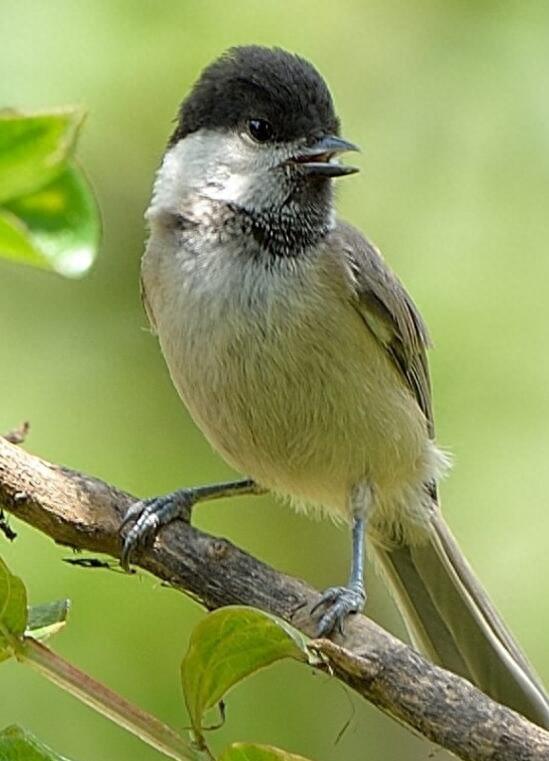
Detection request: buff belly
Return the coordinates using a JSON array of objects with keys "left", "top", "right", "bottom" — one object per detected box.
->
[{"left": 142, "top": 235, "right": 447, "bottom": 539}]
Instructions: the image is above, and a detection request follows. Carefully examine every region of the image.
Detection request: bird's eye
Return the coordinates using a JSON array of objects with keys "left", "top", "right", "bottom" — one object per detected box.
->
[{"left": 248, "top": 118, "right": 274, "bottom": 143}]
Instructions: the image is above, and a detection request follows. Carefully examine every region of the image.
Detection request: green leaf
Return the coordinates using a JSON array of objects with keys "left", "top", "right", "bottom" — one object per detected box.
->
[
  {"left": 2, "top": 162, "right": 100, "bottom": 277},
  {"left": 181, "top": 607, "right": 314, "bottom": 739},
  {"left": 220, "top": 743, "right": 314, "bottom": 761},
  {"left": 0, "top": 725, "right": 72, "bottom": 760},
  {"left": 0, "top": 557, "right": 27, "bottom": 661},
  {"left": 26, "top": 600, "right": 70, "bottom": 642},
  {"left": 0, "top": 109, "right": 84, "bottom": 204},
  {"left": 0, "top": 211, "right": 52, "bottom": 270}
]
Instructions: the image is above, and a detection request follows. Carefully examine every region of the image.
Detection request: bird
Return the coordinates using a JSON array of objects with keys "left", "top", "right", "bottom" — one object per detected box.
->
[{"left": 120, "top": 45, "right": 549, "bottom": 728}]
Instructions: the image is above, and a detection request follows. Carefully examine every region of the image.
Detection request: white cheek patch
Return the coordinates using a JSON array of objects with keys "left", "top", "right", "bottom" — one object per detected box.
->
[
  {"left": 146, "top": 128, "right": 293, "bottom": 221},
  {"left": 206, "top": 171, "right": 252, "bottom": 205},
  {"left": 147, "top": 144, "right": 192, "bottom": 219},
  {"left": 148, "top": 131, "right": 253, "bottom": 213}
]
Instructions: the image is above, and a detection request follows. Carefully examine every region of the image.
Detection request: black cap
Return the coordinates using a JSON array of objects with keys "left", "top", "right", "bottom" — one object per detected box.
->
[{"left": 169, "top": 46, "right": 340, "bottom": 146}]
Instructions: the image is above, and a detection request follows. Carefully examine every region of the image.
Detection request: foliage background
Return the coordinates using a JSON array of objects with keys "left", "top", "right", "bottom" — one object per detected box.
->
[{"left": 1, "top": 2, "right": 549, "bottom": 759}]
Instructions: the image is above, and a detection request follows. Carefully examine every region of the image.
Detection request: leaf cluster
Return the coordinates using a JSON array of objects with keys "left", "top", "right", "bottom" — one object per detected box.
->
[
  {"left": 0, "top": 110, "right": 100, "bottom": 277},
  {"left": 0, "top": 556, "right": 319, "bottom": 761}
]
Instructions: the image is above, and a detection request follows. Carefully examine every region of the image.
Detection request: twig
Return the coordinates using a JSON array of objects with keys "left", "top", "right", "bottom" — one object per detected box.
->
[
  {"left": 1, "top": 436, "right": 548, "bottom": 761},
  {"left": 3, "top": 421, "right": 30, "bottom": 445},
  {"left": 19, "top": 638, "right": 193, "bottom": 761}
]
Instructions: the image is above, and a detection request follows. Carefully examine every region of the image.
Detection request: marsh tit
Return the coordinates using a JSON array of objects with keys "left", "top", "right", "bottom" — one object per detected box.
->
[{"left": 121, "top": 46, "right": 549, "bottom": 727}]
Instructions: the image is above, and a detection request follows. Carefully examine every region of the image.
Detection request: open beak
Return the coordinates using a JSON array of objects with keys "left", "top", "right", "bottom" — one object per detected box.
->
[{"left": 287, "top": 135, "right": 360, "bottom": 177}]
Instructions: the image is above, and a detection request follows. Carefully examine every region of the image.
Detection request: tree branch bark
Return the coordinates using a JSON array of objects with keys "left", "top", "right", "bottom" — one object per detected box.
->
[{"left": 1, "top": 436, "right": 548, "bottom": 761}]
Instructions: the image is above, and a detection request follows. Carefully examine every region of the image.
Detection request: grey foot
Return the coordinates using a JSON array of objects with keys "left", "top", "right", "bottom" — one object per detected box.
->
[
  {"left": 312, "top": 584, "right": 366, "bottom": 636},
  {"left": 120, "top": 489, "right": 195, "bottom": 570}
]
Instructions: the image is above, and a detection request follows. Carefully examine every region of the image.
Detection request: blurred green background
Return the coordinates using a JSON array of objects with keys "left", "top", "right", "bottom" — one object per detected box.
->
[{"left": 1, "top": 1, "right": 549, "bottom": 759}]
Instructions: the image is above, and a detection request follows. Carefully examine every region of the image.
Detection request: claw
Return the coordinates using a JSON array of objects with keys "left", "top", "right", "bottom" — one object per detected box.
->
[
  {"left": 312, "top": 584, "right": 366, "bottom": 637},
  {"left": 119, "top": 500, "right": 147, "bottom": 529},
  {"left": 119, "top": 490, "right": 194, "bottom": 570},
  {"left": 310, "top": 587, "right": 340, "bottom": 613}
]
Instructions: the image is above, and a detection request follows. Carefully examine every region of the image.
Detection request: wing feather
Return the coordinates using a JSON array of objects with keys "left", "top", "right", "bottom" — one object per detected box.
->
[{"left": 333, "top": 220, "right": 435, "bottom": 438}]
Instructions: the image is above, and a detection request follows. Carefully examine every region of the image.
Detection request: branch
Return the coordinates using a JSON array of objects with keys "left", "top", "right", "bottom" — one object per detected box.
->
[{"left": 1, "top": 436, "right": 548, "bottom": 761}]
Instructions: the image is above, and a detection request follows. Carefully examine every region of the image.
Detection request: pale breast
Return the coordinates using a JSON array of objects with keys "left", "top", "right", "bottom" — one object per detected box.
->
[{"left": 142, "top": 229, "right": 437, "bottom": 520}]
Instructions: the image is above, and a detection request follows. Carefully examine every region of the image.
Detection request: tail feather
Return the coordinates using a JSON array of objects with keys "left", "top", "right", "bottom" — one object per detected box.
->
[{"left": 373, "top": 514, "right": 549, "bottom": 729}]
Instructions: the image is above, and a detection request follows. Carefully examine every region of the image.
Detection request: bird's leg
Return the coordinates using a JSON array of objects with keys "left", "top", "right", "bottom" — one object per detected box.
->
[
  {"left": 120, "top": 478, "right": 263, "bottom": 569},
  {"left": 312, "top": 482, "right": 370, "bottom": 636}
]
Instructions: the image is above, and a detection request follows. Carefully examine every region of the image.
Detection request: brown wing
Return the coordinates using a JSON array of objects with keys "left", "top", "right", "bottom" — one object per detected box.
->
[{"left": 332, "top": 220, "right": 435, "bottom": 438}]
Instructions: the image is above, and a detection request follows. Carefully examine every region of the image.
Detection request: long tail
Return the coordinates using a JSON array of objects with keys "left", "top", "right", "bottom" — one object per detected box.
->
[{"left": 373, "top": 512, "right": 549, "bottom": 728}]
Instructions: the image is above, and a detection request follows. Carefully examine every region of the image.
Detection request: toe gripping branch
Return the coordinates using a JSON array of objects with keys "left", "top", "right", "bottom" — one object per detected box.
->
[
  {"left": 119, "top": 478, "right": 260, "bottom": 570},
  {"left": 119, "top": 476, "right": 369, "bottom": 639}
]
